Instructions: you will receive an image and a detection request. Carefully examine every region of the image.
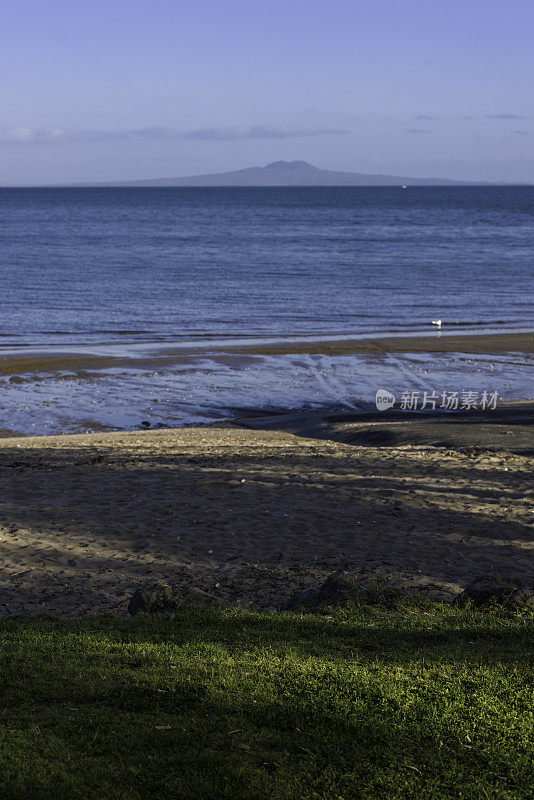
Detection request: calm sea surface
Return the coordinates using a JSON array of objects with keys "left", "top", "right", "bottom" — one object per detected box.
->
[
  {"left": 1, "top": 186, "right": 533, "bottom": 348},
  {"left": 1, "top": 186, "right": 533, "bottom": 435}
]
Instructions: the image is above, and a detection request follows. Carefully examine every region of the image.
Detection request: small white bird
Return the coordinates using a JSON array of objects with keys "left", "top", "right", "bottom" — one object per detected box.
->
[{"left": 432, "top": 319, "right": 442, "bottom": 327}]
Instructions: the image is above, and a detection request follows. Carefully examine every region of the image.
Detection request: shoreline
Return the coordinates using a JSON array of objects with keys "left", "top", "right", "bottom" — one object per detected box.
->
[
  {"left": 1, "top": 329, "right": 533, "bottom": 377},
  {"left": 0, "top": 329, "right": 532, "bottom": 439}
]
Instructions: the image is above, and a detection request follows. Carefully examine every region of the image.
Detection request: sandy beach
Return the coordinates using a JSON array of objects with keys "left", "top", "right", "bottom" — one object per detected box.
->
[{"left": 1, "top": 402, "right": 532, "bottom": 617}]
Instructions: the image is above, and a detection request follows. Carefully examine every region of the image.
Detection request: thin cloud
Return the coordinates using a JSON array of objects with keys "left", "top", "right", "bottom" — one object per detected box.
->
[
  {"left": 414, "top": 115, "right": 438, "bottom": 120},
  {"left": 406, "top": 128, "right": 431, "bottom": 134},
  {"left": 0, "top": 126, "right": 66, "bottom": 143},
  {"left": 485, "top": 113, "right": 526, "bottom": 120},
  {"left": 182, "top": 123, "right": 348, "bottom": 140},
  {"left": 0, "top": 123, "right": 349, "bottom": 145}
]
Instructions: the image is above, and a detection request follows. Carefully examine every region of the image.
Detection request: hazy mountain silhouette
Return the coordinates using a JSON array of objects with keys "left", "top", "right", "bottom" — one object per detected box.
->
[{"left": 95, "top": 160, "right": 488, "bottom": 186}]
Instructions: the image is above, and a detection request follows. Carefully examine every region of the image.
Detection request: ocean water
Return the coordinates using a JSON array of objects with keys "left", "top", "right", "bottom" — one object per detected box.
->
[
  {"left": 0, "top": 186, "right": 533, "bottom": 435},
  {"left": 1, "top": 186, "right": 533, "bottom": 348}
]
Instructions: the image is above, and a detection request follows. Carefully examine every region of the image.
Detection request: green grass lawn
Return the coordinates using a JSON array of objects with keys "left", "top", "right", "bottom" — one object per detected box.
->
[{"left": 0, "top": 606, "right": 533, "bottom": 799}]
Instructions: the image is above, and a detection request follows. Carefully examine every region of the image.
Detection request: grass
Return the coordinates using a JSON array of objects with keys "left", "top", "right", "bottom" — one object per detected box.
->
[{"left": 0, "top": 605, "right": 533, "bottom": 799}]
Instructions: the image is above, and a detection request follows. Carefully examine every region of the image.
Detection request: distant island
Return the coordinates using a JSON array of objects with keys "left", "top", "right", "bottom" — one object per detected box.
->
[{"left": 88, "top": 160, "right": 490, "bottom": 187}]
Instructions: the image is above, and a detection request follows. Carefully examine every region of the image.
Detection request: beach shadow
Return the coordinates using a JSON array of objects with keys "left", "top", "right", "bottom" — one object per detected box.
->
[{"left": 0, "top": 425, "right": 532, "bottom": 616}]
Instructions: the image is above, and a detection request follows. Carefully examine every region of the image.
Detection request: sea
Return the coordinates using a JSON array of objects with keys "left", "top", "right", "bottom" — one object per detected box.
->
[{"left": 1, "top": 186, "right": 533, "bottom": 435}]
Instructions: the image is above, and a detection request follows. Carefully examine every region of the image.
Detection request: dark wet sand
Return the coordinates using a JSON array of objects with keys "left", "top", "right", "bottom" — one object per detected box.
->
[
  {"left": 234, "top": 402, "right": 534, "bottom": 456},
  {"left": 1, "top": 330, "right": 533, "bottom": 377},
  {"left": 227, "top": 330, "right": 534, "bottom": 357}
]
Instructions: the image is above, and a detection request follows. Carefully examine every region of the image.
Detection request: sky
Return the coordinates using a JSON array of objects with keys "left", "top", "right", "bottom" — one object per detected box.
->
[{"left": 1, "top": 0, "right": 533, "bottom": 184}]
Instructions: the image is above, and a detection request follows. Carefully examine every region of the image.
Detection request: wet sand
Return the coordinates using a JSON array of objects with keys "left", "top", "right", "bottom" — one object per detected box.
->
[
  {"left": 235, "top": 402, "right": 534, "bottom": 455},
  {"left": 228, "top": 330, "right": 534, "bottom": 357},
  {"left": 2, "top": 328, "right": 532, "bottom": 439},
  {"left": 1, "top": 330, "right": 533, "bottom": 377},
  {"left": 0, "top": 404, "right": 532, "bottom": 617}
]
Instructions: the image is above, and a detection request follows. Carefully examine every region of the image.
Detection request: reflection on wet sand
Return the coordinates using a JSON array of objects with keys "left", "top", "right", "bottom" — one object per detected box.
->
[{"left": 0, "top": 330, "right": 532, "bottom": 437}]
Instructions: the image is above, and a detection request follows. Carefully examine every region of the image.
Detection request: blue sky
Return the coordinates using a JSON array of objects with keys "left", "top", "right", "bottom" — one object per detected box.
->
[{"left": 1, "top": 0, "right": 533, "bottom": 183}]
